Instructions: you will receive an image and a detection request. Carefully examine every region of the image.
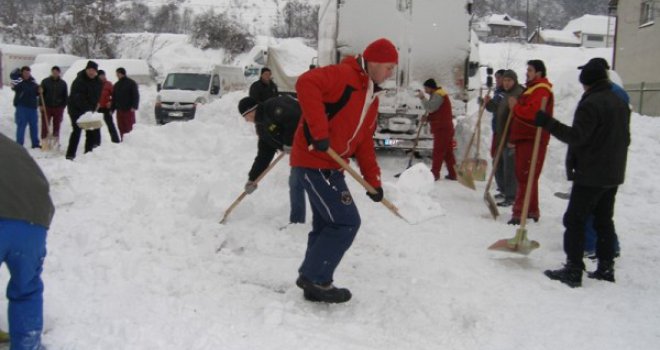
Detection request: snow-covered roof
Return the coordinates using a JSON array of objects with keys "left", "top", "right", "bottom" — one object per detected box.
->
[
  {"left": 0, "top": 43, "right": 57, "bottom": 56},
  {"left": 484, "top": 14, "right": 526, "bottom": 28},
  {"left": 564, "top": 15, "right": 616, "bottom": 36},
  {"left": 538, "top": 29, "right": 581, "bottom": 45}
]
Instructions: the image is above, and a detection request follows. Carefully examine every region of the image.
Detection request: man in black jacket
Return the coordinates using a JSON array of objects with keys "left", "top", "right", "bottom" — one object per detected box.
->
[
  {"left": 40, "top": 66, "right": 68, "bottom": 146},
  {"left": 249, "top": 67, "right": 278, "bottom": 103},
  {"left": 65, "top": 60, "right": 103, "bottom": 160},
  {"left": 536, "top": 59, "right": 631, "bottom": 287},
  {"left": 112, "top": 67, "right": 140, "bottom": 140},
  {"left": 238, "top": 95, "right": 305, "bottom": 224}
]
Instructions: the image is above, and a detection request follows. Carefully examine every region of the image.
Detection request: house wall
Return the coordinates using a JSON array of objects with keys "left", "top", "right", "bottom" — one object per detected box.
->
[{"left": 615, "top": 0, "right": 660, "bottom": 116}]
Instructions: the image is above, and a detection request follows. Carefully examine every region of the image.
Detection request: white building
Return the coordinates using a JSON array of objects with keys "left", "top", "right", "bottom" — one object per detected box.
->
[
  {"left": 527, "top": 28, "right": 581, "bottom": 47},
  {"left": 473, "top": 14, "right": 526, "bottom": 41},
  {"left": 563, "top": 14, "right": 616, "bottom": 48}
]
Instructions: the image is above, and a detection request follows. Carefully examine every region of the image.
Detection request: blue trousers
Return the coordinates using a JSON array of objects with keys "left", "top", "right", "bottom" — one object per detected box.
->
[
  {"left": 584, "top": 215, "right": 621, "bottom": 254},
  {"left": 288, "top": 168, "right": 306, "bottom": 224},
  {"left": 293, "top": 167, "right": 361, "bottom": 284},
  {"left": 0, "top": 218, "right": 47, "bottom": 350},
  {"left": 14, "top": 107, "right": 39, "bottom": 148}
]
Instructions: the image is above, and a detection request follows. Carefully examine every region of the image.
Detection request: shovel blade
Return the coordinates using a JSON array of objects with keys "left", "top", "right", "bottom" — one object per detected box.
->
[
  {"left": 456, "top": 165, "right": 476, "bottom": 190},
  {"left": 488, "top": 228, "right": 540, "bottom": 255},
  {"left": 472, "top": 159, "right": 488, "bottom": 182},
  {"left": 483, "top": 193, "right": 499, "bottom": 220}
]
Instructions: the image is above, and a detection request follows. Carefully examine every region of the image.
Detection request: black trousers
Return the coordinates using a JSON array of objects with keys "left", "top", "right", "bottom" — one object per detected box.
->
[
  {"left": 65, "top": 114, "right": 101, "bottom": 159},
  {"left": 563, "top": 184, "right": 619, "bottom": 267},
  {"left": 99, "top": 108, "right": 120, "bottom": 143}
]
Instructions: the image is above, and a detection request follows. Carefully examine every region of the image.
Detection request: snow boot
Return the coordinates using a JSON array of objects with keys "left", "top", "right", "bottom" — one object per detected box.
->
[
  {"left": 296, "top": 275, "right": 352, "bottom": 303},
  {"left": 587, "top": 260, "right": 615, "bottom": 283},
  {"left": 544, "top": 261, "right": 584, "bottom": 288},
  {"left": 497, "top": 199, "right": 514, "bottom": 207}
]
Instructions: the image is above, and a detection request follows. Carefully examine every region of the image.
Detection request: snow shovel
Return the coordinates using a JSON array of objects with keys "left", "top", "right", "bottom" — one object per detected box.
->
[
  {"left": 327, "top": 147, "right": 409, "bottom": 223},
  {"left": 456, "top": 87, "right": 490, "bottom": 190},
  {"left": 470, "top": 114, "right": 488, "bottom": 182},
  {"left": 394, "top": 117, "right": 427, "bottom": 178},
  {"left": 39, "top": 90, "right": 54, "bottom": 151},
  {"left": 219, "top": 152, "right": 286, "bottom": 224},
  {"left": 488, "top": 98, "right": 547, "bottom": 255},
  {"left": 483, "top": 109, "right": 515, "bottom": 220}
]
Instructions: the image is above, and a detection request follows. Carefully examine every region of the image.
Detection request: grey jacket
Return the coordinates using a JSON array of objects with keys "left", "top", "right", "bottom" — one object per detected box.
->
[
  {"left": 0, "top": 133, "right": 55, "bottom": 228},
  {"left": 494, "top": 85, "right": 523, "bottom": 145}
]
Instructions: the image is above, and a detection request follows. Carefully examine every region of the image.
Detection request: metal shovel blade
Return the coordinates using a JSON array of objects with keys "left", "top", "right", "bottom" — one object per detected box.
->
[
  {"left": 488, "top": 228, "right": 540, "bottom": 255},
  {"left": 483, "top": 192, "right": 499, "bottom": 220},
  {"left": 456, "top": 165, "right": 476, "bottom": 190}
]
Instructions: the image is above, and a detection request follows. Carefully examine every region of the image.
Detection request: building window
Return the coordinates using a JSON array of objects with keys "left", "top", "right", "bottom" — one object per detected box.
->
[
  {"left": 586, "top": 34, "right": 605, "bottom": 42},
  {"left": 640, "top": 0, "right": 655, "bottom": 26}
]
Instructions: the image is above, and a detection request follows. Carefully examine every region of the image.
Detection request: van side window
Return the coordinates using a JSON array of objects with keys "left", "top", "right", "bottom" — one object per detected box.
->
[{"left": 212, "top": 75, "right": 221, "bottom": 94}]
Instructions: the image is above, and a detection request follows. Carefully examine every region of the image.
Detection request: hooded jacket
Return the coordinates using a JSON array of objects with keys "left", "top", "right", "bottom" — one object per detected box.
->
[
  {"left": 290, "top": 55, "right": 381, "bottom": 188},
  {"left": 510, "top": 77, "right": 554, "bottom": 144}
]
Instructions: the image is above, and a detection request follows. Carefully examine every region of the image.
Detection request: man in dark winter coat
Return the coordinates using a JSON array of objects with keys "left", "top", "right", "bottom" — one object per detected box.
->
[
  {"left": 237, "top": 95, "right": 306, "bottom": 224},
  {"left": 112, "top": 67, "right": 140, "bottom": 140},
  {"left": 249, "top": 67, "right": 278, "bottom": 103},
  {"left": 291, "top": 38, "right": 397, "bottom": 303},
  {"left": 538, "top": 59, "right": 630, "bottom": 288},
  {"left": 0, "top": 132, "right": 54, "bottom": 350},
  {"left": 490, "top": 70, "right": 523, "bottom": 207},
  {"left": 11, "top": 66, "right": 40, "bottom": 148},
  {"left": 40, "top": 66, "right": 68, "bottom": 145},
  {"left": 65, "top": 60, "right": 103, "bottom": 160}
]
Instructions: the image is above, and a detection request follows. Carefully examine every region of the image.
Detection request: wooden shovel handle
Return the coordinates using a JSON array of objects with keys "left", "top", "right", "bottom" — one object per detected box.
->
[{"left": 326, "top": 148, "right": 407, "bottom": 222}]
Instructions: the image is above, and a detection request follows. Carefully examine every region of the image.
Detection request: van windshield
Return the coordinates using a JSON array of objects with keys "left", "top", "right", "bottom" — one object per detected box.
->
[{"left": 162, "top": 73, "right": 211, "bottom": 91}]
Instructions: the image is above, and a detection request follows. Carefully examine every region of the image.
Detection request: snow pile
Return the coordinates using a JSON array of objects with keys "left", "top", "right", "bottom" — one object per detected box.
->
[{"left": 389, "top": 163, "right": 445, "bottom": 224}]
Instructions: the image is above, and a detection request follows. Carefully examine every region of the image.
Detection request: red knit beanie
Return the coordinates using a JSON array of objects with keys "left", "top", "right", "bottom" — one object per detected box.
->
[{"left": 363, "top": 38, "right": 398, "bottom": 64}]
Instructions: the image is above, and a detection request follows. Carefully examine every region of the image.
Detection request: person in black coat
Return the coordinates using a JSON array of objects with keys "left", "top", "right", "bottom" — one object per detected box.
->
[
  {"left": 65, "top": 60, "right": 103, "bottom": 160},
  {"left": 249, "top": 67, "right": 279, "bottom": 103},
  {"left": 40, "top": 66, "right": 68, "bottom": 143},
  {"left": 111, "top": 67, "right": 140, "bottom": 140},
  {"left": 537, "top": 60, "right": 631, "bottom": 287},
  {"left": 238, "top": 95, "right": 306, "bottom": 224}
]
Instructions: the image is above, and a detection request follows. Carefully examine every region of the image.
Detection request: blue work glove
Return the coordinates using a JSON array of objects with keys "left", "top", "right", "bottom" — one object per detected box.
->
[{"left": 366, "top": 187, "right": 384, "bottom": 202}]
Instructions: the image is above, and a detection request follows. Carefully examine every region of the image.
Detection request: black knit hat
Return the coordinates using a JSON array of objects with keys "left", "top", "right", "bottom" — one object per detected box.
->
[
  {"left": 578, "top": 59, "right": 608, "bottom": 86},
  {"left": 85, "top": 60, "right": 98, "bottom": 71},
  {"left": 423, "top": 78, "right": 438, "bottom": 89},
  {"left": 238, "top": 96, "right": 258, "bottom": 116}
]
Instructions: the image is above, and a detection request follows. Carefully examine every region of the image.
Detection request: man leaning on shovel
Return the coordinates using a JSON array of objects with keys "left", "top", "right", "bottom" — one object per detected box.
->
[
  {"left": 290, "top": 38, "right": 397, "bottom": 303},
  {"left": 538, "top": 59, "right": 630, "bottom": 288}
]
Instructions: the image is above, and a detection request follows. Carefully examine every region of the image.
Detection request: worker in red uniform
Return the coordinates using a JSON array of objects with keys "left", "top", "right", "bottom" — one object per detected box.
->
[
  {"left": 507, "top": 60, "right": 554, "bottom": 225},
  {"left": 418, "top": 78, "right": 457, "bottom": 180}
]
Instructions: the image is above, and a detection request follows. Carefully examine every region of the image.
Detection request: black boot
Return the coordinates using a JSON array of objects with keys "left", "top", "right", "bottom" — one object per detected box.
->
[
  {"left": 296, "top": 275, "right": 352, "bottom": 303},
  {"left": 587, "top": 260, "right": 615, "bottom": 282},
  {"left": 544, "top": 261, "right": 583, "bottom": 288}
]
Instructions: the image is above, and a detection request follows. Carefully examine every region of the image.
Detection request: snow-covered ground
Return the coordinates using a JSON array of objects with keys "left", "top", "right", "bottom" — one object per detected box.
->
[{"left": 1, "top": 41, "right": 659, "bottom": 349}]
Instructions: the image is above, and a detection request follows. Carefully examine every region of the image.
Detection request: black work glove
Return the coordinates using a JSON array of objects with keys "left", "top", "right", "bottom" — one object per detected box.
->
[
  {"left": 366, "top": 187, "right": 384, "bottom": 202},
  {"left": 535, "top": 110, "right": 552, "bottom": 127},
  {"left": 244, "top": 181, "right": 257, "bottom": 194},
  {"left": 312, "top": 138, "right": 329, "bottom": 152}
]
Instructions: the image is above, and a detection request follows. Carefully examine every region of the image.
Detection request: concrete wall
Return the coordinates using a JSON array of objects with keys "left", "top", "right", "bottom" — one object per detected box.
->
[{"left": 615, "top": 0, "right": 660, "bottom": 116}]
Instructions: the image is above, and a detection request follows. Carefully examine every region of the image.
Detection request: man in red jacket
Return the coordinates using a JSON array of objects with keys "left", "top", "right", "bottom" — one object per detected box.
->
[
  {"left": 291, "top": 38, "right": 397, "bottom": 303},
  {"left": 418, "top": 78, "right": 457, "bottom": 181},
  {"left": 507, "top": 60, "right": 553, "bottom": 225},
  {"left": 98, "top": 70, "right": 120, "bottom": 143}
]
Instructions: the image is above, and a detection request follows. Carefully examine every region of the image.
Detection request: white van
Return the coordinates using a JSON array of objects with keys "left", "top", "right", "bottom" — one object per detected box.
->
[{"left": 155, "top": 64, "right": 246, "bottom": 124}]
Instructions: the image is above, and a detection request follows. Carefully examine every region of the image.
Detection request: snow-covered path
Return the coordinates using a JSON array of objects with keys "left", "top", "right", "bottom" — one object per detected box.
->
[{"left": 1, "top": 42, "right": 659, "bottom": 349}]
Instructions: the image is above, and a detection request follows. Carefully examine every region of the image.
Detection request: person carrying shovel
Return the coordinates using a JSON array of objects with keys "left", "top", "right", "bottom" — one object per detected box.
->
[
  {"left": 507, "top": 60, "right": 554, "bottom": 225},
  {"left": 290, "top": 38, "right": 397, "bottom": 303},
  {"left": 417, "top": 78, "right": 457, "bottom": 181}
]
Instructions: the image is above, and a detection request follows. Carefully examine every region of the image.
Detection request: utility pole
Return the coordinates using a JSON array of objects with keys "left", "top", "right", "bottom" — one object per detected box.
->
[{"left": 526, "top": 0, "right": 530, "bottom": 39}]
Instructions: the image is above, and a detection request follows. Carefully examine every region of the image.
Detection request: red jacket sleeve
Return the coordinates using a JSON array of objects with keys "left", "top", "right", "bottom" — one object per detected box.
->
[
  {"left": 514, "top": 87, "right": 552, "bottom": 122},
  {"left": 353, "top": 101, "right": 381, "bottom": 188},
  {"left": 295, "top": 65, "right": 344, "bottom": 141}
]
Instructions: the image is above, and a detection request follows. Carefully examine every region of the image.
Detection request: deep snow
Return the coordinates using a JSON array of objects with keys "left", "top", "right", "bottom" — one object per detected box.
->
[{"left": 0, "top": 41, "right": 659, "bottom": 350}]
